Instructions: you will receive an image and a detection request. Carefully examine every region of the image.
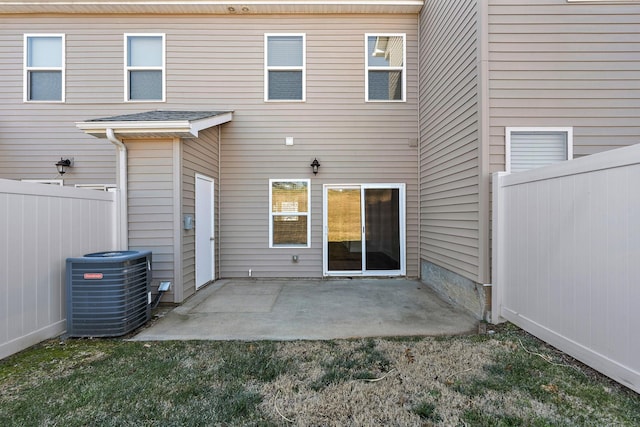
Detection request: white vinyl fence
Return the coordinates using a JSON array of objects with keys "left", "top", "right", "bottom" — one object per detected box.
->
[
  {"left": 0, "top": 179, "right": 116, "bottom": 359},
  {"left": 492, "top": 144, "right": 640, "bottom": 393}
]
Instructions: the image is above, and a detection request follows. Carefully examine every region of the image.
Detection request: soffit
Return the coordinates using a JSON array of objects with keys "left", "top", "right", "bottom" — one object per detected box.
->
[
  {"left": 0, "top": 1, "right": 424, "bottom": 14},
  {"left": 76, "top": 110, "right": 233, "bottom": 139}
]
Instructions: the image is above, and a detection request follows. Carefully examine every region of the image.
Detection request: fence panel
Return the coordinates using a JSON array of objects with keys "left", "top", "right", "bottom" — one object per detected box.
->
[
  {"left": 493, "top": 144, "right": 640, "bottom": 394},
  {"left": 0, "top": 179, "right": 116, "bottom": 359}
]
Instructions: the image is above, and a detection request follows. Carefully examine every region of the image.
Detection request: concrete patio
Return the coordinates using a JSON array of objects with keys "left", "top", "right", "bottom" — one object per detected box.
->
[{"left": 132, "top": 278, "right": 478, "bottom": 341}]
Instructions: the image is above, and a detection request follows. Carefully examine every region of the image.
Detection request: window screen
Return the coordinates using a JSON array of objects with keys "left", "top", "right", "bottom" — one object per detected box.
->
[
  {"left": 25, "top": 35, "right": 64, "bottom": 101},
  {"left": 366, "top": 34, "right": 405, "bottom": 101},
  {"left": 126, "top": 35, "right": 164, "bottom": 101},
  {"left": 269, "top": 180, "right": 310, "bottom": 247},
  {"left": 265, "top": 35, "right": 305, "bottom": 101}
]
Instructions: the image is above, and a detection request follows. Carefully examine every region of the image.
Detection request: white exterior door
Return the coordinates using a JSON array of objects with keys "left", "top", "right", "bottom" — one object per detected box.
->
[{"left": 195, "top": 174, "right": 215, "bottom": 289}]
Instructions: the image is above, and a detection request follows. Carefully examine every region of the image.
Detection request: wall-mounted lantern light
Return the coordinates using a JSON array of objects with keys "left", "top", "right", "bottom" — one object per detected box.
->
[
  {"left": 55, "top": 158, "right": 72, "bottom": 175},
  {"left": 310, "top": 158, "right": 321, "bottom": 175}
]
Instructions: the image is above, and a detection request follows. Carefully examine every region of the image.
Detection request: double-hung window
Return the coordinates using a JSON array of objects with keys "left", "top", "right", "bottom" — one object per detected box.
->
[
  {"left": 24, "top": 34, "right": 65, "bottom": 102},
  {"left": 125, "top": 34, "right": 165, "bottom": 102},
  {"left": 506, "top": 127, "right": 573, "bottom": 173},
  {"left": 269, "top": 179, "right": 310, "bottom": 248},
  {"left": 265, "top": 34, "right": 305, "bottom": 101},
  {"left": 365, "top": 34, "right": 406, "bottom": 102}
]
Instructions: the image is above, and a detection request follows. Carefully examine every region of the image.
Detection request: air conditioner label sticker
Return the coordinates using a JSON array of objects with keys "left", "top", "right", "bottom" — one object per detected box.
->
[{"left": 83, "top": 273, "right": 104, "bottom": 280}]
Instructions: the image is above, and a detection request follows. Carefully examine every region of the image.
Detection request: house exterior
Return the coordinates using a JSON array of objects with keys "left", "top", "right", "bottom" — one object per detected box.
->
[
  {"left": 0, "top": 0, "right": 638, "bottom": 318},
  {"left": 419, "top": 0, "right": 640, "bottom": 318}
]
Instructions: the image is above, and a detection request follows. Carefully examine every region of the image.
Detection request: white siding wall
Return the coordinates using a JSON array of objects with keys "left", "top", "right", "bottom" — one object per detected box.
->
[
  {"left": 493, "top": 144, "right": 640, "bottom": 394},
  {"left": 419, "top": 0, "right": 482, "bottom": 282},
  {"left": 0, "top": 179, "right": 115, "bottom": 359},
  {"left": 488, "top": 0, "right": 640, "bottom": 173}
]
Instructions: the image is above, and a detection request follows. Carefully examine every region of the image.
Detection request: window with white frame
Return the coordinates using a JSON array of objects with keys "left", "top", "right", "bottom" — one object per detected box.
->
[
  {"left": 265, "top": 34, "right": 305, "bottom": 101},
  {"left": 125, "top": 34, "right": 165, "bottom": 101},
  {"left": 365, "top": 34, "right": 405, "bottom": 102},
  {"left": 269, "top": 179, "right": 310, "bottom": 247},
  {"left": 506, "top": 127, "right": 573, "bottom": 173},
  {"left": 24, "top": 34, "right": 65, "bottom": 102}
]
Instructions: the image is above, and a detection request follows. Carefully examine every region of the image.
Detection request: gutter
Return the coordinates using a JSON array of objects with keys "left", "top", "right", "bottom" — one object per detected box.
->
[{"left": 106, "top": 128, "right": 129, "bottom": 250}]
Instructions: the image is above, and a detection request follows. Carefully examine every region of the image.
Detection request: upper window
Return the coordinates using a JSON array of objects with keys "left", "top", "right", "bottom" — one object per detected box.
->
[
  {"left": 506, "top": 127, "right": 574, "bottom": 173},
  {"left": 125, "top": 34, "right": 165, "bottom": 102},
  {"left": 265, "top": 34, "right": 306, "bottom": 102},
  {"left": 269, "top": 179, "right": 310, "bottom": 248},
  {"left": 365, "top": 34, "right": 406, "bottom": 102},
  {"left": 24, "top": 34, "right": 65, "bottom": 102}
]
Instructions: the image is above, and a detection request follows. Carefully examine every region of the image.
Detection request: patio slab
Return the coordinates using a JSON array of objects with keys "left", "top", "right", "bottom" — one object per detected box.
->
[{"left": 132, "top": 278, "right": 478, "bottom": 341}]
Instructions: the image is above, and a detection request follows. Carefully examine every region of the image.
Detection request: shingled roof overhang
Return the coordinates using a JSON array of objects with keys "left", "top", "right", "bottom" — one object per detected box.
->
[
  {"left": 0, "top": 1, "right": 424, "bottom": 14},
  {"left": 76, "top": 110, "right": 233, "bottom": 139}
]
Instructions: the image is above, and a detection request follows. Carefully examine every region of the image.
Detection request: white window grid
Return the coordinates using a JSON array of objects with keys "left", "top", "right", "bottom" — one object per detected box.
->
[
  {"left": 23, "top": 34, "right": 65, "bottom": 103},
  {"left": 268, "top": 178, "right": 311, "bottom": 248},
  {"left": 124, "top": 33, "right": 166, "bottom": 102},
  {"left": 364, "top": 33, "right": 406, "bottom": 102},
  {"left": 264, "top": 33, "right": 306, "bottom": 102}
]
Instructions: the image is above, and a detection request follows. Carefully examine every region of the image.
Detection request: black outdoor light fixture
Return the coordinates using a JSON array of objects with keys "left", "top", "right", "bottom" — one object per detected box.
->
[
  {"left": 310, "top": 158, "right": 321, "bottom": 175},
  {"left": 55, "top": 158, "right": 72, "bottom": 175}
]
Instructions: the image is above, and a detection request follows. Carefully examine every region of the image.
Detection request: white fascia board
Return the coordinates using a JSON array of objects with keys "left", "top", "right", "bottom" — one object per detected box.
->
[
  {"left": 77, "top": 120, "right": 191, "bottom": 137},
  {"left": 76, "top": 113, "right": 233, "bottom": 138},
  {"left": 189, "top": 112, "right": 233, "bottom": 136},
  {"left": 0, "top": 1, "right": 424, "bottom": 14}
]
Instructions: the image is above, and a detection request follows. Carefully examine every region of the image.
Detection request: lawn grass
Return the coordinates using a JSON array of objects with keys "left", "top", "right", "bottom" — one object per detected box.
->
[{"left": 1, "top": 325, "right": 638, "bottom": 426}]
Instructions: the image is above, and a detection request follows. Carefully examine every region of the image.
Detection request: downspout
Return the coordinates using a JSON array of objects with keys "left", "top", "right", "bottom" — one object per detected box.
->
[
  {"left": 217, "top": 125, "right": 221, "bottom": 279},
  {"left": 106, "top": 128, "right": 129, "bottom": 250}
]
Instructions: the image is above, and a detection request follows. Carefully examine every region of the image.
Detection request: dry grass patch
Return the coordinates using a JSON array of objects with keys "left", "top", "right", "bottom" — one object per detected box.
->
[{"left": 1, "top": 325, "right": 638, "bottom": 426}]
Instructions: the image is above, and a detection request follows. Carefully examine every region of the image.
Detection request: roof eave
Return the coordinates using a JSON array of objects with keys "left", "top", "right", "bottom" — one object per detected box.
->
[
  {"left": 76, "top": 112, "right": 233, "bottom": 139},
  {"left": 0, "top": 1, "right": 424, "bottom": 14}
]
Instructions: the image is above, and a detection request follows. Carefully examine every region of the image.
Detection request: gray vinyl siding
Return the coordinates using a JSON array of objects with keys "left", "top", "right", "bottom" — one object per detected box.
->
[
  {"left": 126, "top": 138, "right": 177, "bottom": 301},
  {"left": 488, "top": 0, "right": 640, "bottom": 173},
  {"left": 419, "top": 0, "right": 482, "bottom": 283},
  {"left": 182, "top": 128, "right": 219, "bottom": 300},
  {"left": 0, "top": 13, "right": 419, "bottom": 280}
]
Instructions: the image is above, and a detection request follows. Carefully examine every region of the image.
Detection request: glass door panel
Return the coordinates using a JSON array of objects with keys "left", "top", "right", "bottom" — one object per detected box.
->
[
  {"left": 327, "top": 187, "right": 362, "bottom": 271},
  {"left": 365, "top": 188, "right": 400, "bottom": 270}
]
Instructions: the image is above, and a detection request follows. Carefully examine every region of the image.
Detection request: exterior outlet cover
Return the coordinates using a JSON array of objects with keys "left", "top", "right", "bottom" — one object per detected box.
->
[{"left": 285, "top": 136, "right": 294, "bottom": 146}]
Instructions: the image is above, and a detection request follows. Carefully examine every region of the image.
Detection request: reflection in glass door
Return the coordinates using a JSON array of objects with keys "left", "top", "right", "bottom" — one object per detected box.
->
[
  {"left": 327, "top": 187, "right": 362, "bottom": 272},
  {"left": 324, "top": 184, "right": 405, "bottom": 276},
  {"left": 365, "top": 188, "right": 400, "bottom": 271}
]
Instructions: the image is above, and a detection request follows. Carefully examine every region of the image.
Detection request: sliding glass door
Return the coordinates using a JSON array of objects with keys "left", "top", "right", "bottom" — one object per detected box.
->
[{"left": 324, "top": 184, "right": 405, "bottom": 276}]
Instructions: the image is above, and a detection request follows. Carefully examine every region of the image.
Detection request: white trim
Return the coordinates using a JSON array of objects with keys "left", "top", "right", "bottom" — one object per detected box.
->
[
  {"left": 1, "top": 2, "right": 425, "bottom": 14},
  {"left": 124, "top": 33, "right": 166, "bottom": 102},
  {"left": 23, "top": 33, "right": 65, "bottom": 103},
  {"left": 264, "top": 33, "right": 306, "bottom": 102},
  {"left": 322, "top": 183, "right": 406, "bottom": 276},
  {"left": 269, "top": 178, "right": 311, "bottom": 248},
  {"left": 172, "top": 139, "right": 183, "bottom": 301},
  {"left": 74, "top": 183, "right": 117, "bottom": 191},
  {"left": 505, "top": 127, "right": 573, "bottom": 173},
  {"left": 364, "top": 33, "right": 406, "bottom": 102},
  {"left": 21, "top": 179, "right": 63, "bottom": 186},
  {"left": 76, "top": 112, "right": 233, "bottom": 138}
]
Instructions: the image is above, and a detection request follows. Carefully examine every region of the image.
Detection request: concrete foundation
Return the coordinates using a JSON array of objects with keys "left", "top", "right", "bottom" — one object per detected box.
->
[{"left": 420, "top": 260, "right": 489, "bottom": 321}]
